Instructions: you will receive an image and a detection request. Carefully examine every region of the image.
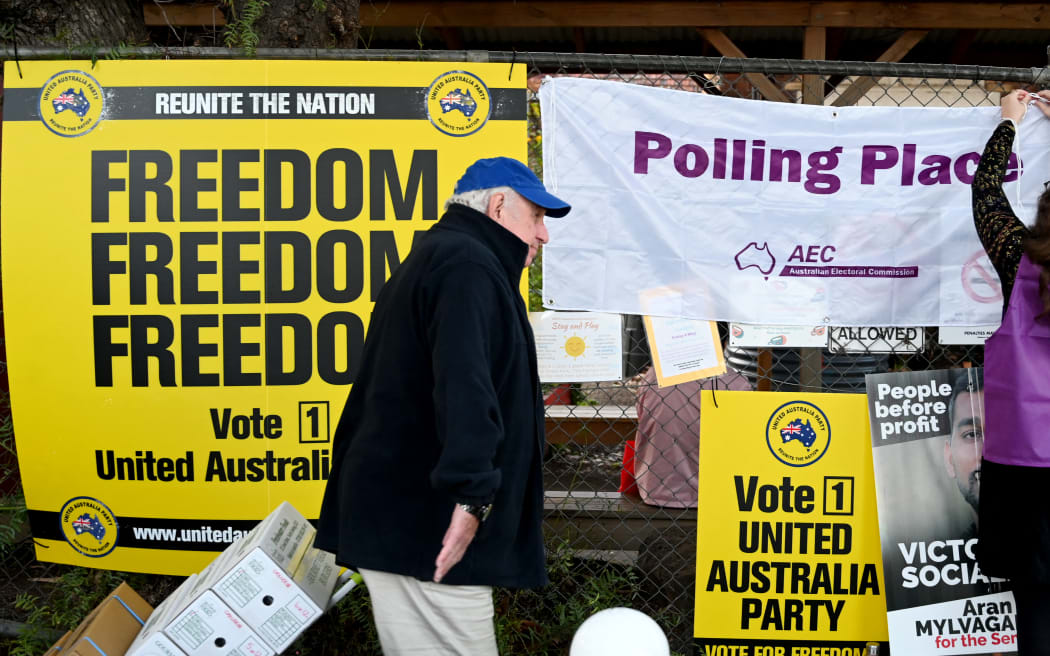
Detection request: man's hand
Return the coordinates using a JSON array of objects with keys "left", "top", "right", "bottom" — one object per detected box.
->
[{"left": 433, "top": 504, "right": 479, "bottom": 583}]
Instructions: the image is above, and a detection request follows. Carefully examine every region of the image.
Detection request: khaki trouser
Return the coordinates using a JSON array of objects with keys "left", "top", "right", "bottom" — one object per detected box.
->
[{"left": 359, "top": 568, "right": 499, "bottom": 656}]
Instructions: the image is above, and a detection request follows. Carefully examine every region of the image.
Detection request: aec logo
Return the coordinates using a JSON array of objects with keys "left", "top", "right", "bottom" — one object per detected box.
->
[
  {"left": 766, "top": 400, "right": 831, "bottom": 467},
  {"left": 60, "top": 496, "right": 118, "bottom": 557},
  {"left": 426, "top": 70, "right": 491, "bottom": 137},
  {"left": 38, "top": 70, "right": 105, "bottom": 137},
  {"left": 734, "top": 242, "right": 838, "bottom": 279}
]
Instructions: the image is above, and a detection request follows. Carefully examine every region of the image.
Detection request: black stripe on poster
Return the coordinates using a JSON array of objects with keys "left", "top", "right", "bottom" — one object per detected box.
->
[
  {"left": 4, "top": 86, "right": 525, "bottom": 121},
  {"left": 29, "top": 510, "right": 316, "bottom": 552}
]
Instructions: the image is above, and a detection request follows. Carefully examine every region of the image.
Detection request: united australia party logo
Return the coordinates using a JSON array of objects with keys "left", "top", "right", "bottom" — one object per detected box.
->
[
  {"left": 38, "top": 70, "right": 105, "bottom": 137},
  {"left": 766, "top": 401, "right": 831, "bottom": 467},
  {"left": 426, "top": 70, "right": 491, "bottom": 137}
]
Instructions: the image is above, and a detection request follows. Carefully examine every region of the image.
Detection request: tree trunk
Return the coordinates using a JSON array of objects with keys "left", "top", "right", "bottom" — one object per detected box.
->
[
  {"left": 0, "top": 0, "right": 147, "bottom": 47},
  {"left": 229, "top": 0, "right": 360, "bottom": 49}
]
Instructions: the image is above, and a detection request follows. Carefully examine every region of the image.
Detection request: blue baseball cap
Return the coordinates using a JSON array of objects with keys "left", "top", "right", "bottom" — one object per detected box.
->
[{"left": 454, "top": 157, "right": 571, "bottom": 218}]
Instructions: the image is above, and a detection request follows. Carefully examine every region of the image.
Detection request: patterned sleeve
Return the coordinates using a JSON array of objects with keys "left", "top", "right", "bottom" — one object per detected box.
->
[{"left": 972, "top": 119, "right": 1030, "bottom": 304}]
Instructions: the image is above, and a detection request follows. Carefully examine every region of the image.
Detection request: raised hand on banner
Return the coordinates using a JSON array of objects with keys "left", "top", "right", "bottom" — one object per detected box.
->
[
  {"left": 1001, "top": 89, "right": 1029, "bottom": 123},
  {"left": 1028, "top": 89, "right": 1050, "bottom": 120}
]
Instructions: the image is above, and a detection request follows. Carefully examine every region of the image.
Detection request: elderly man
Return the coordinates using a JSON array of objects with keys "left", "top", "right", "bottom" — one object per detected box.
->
[{"left": 315, "top": 157, "right": 570, "bottom": 655}]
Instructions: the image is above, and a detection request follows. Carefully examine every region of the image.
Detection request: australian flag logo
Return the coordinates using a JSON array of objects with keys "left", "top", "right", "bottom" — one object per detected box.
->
[
  {"left": 439, "top": 88, "right": 478, "bottom": 117},
  {"left": 780, "top": 419, "right": 817, "bottom": 448},
  {"left": 71, "top": 513, "right": 106, "bottom": 541},
  {"left": 52, "top": 88, "right": 91, "bottom": 117}
]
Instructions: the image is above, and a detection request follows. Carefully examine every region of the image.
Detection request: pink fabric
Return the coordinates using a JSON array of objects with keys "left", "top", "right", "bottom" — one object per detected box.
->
[
  {"left": 633, "top": 366, "right": 752, "bottom": 508},
  {"left": 984, "top": 254, "right": 1050, "bottom": 466}
]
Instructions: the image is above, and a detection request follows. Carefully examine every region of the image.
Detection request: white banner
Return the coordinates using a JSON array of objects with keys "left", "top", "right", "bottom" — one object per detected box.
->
[{"left": 539, "top": 77, "right": 1050, "bottom": 326}]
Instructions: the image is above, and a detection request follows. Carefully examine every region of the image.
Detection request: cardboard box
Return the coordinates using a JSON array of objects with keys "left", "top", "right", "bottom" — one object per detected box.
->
[
  {"left": 53, "top": 582, "right": 153, "bottom": 656},
  {"left": 165, "top": 590, "right": 271, "bottom": 656},
  {"left": 127, "top": 576, "right": 197, "bottom": 656},
  {"left": 129, "top": 503, "right": 317, "bottom": 656},
  {"left": 212, "top": 547, "right": 341, "bottom": 652},
  {"left": 229, "top": 502, "right": 315, "bottom": 575},
  {"left": 129, "top": 575, "right": 271, "bottom": 656},
  {"left": 125, "top": 633, "right": 187, "bottom": 656}
]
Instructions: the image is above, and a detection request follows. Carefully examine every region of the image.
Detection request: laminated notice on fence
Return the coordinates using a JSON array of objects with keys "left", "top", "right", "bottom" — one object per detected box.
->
[
  {"left": 1, "top": 60, "right": 527, "bottom": 574},
  {"left": 866, "top": 369, "right": 1016, "bottom": 655},
  {"left": 938, "top": 326, "right": 998, "bottom": 345},
  {"left": 642, "top": 315, "right": 724, "bottom": 387},
  {"left": 729, "top": 323, "right": 828, "bottom": 348},
  {"left": 529, "top": 312, "right": 623, "bottom": 382},
  {"left": 538, "top": 76, "right": 1050, "bottom": 327},
  {"left": 695, "top": 391, "right": 888, "bottom": 654}
]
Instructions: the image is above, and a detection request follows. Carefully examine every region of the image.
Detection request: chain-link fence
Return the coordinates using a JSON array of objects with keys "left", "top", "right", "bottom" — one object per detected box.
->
[{"left": 0, "top": 49, "right": 1041, "bottom": 655}]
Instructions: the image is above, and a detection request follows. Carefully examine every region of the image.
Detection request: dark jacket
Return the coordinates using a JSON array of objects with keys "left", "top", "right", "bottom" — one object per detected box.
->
[{"left": 314, "top": 203, "right": 548, "bottom": 588}]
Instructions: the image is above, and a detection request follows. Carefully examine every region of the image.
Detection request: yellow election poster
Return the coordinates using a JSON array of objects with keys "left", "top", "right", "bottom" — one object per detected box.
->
[
  {"left": 2, "top": 60, "right": 525, "bottom": 574},
  {"left": 695, "top": 391, "right": 888, "bottom": 656}
]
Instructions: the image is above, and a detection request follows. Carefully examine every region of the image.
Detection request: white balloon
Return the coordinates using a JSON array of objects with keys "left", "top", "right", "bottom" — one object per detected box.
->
[{"left": 570, "top": 607, "right": 670, "bottom": 656}]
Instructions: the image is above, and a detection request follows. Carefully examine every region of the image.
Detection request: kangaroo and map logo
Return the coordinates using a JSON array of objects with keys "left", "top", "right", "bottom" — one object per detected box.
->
[
  {"left": 766, "top": 400, "right": 831, "bottom": 467},
  {"left": 426, "top": 70, "right": 490, "bottom": 137},
  {"left": 60, "top": 496, "right": 118, "bottom": 557},
  {"left": 38, "top": 70, "right": 105, "bottom": 137}
]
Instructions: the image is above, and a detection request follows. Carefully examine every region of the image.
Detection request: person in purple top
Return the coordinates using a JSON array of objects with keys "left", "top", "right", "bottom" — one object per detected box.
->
[{"left": 972, "top": 88, "right": 1050, "bottom": 654}]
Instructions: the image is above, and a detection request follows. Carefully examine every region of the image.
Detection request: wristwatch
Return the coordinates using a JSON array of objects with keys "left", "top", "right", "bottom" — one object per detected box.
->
[{"left": 457, "top": 502, "right": 492, "bottom": 524}]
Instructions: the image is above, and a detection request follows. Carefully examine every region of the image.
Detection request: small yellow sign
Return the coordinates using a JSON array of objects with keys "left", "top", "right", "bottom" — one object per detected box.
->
[{"left": 695, "top": 391, "right": 888, "bottom": 655}]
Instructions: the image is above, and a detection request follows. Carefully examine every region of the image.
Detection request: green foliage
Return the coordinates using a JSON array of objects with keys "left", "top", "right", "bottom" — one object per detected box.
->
[
  {"left": 528, "top": 251, "right": 544, "bottom": 311},
  {"left": 221, "top": 0, "right": 270, "bottom": 56},
  {"left": 311, "top": 0, "right": 328, "bottom": 12},
  {"left": 527, "top": 94, "right": 547, "bottom": 313},
  {"left": 493, "top": 541, "right": 641, "bottom": 655},
  {"left": 0, "top": 494, "right": 27, "bottom": 555},
  {"left": 9, "top": 568, "right": 158, "bottom": 656}
]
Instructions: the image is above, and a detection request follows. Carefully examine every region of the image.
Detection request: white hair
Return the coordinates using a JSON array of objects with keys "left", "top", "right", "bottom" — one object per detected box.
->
[{"left": 444, "top": 186, "right": 520, "bottom": 214}]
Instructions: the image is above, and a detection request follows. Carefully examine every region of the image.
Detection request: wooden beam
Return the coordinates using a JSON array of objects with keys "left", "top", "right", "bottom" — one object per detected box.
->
[
  {"left": 361, "top": 2, "right": 1050, "bottom": 30},
  {"left": 697, "top": 28, "right": 792, "bottom": 103},
  {"left": 832, "top": 29, "right": 928, "bottom": 106},
  {"left": 143, "top": 2, "right": 225, "bottom": 27},
  {"left": 802, "top": 26, "right": 826, "bottom": 105}
]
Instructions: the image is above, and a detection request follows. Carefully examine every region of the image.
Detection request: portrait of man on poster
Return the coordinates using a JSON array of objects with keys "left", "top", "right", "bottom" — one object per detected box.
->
[{"left": 943, "top": 369, "right": 985, "bottom": 532}]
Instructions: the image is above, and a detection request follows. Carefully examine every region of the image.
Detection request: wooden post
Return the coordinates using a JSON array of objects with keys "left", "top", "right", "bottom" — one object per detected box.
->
[
  {"left": 802, "top": 26, "right": 826, "bottom": 105},
  {"left": 799, "top": 26, "right": 828, "bottom": 391},
  {"left": 757, "top": 349, "right": 773, "bottom": 392}
]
